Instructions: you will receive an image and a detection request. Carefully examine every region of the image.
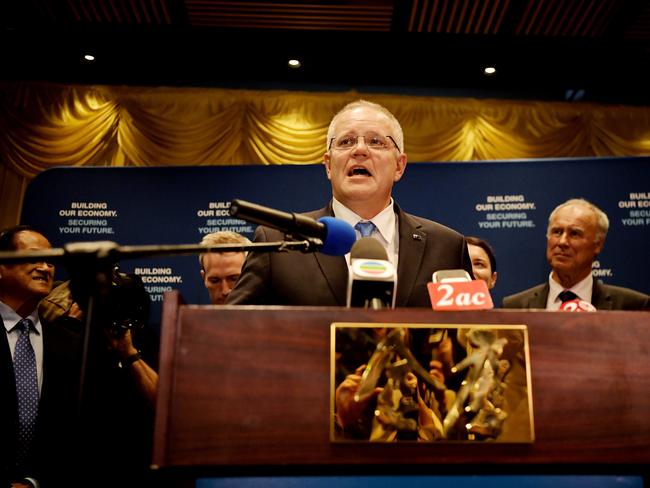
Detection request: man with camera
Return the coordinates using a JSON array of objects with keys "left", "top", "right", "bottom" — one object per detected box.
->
[
  {"left": 39, "top": 270, "right": 159, "bottom": 486},
  {"left": 40, "top": 274, "right": 159, "bottom": 408}
]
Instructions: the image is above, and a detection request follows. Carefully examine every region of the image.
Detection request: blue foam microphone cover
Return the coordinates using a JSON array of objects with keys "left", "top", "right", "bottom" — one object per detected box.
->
[{"left": 318, "top": 216, "right": 356, "bottom": 256}]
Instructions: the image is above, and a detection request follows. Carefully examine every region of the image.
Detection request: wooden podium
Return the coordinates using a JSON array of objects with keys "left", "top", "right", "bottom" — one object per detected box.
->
[{"left": 152, "top": 291, "right": 650, "bottom": 476}]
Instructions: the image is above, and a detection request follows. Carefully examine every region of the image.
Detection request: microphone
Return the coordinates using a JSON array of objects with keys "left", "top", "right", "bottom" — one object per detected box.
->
[
  {"left": 559, "top": 299, "right": 597, "bottom": 312},
  {"left": 346, "top": 237, "right": 397, "bottom": 309},
  {"left": 431, "top": 269, "right": 472, "bottom": 283},
  {"left": 229, "top": 199, "right": 356, "bottom": 256}
]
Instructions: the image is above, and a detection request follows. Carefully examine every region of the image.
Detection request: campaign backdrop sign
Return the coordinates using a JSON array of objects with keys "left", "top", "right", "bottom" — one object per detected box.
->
[{"left": 22, "top": 157, "right": 650, "bottom": 331}]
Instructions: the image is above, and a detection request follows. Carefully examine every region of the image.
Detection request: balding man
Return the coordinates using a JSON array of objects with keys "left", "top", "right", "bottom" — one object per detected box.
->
[{"left": 502, "top": 198, "right": 649, "bottom": 310}]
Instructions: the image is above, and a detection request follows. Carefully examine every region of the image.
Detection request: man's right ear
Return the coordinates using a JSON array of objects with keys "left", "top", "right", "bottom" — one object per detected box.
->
[{"left": 323, "top": 153, "right": 332, "bottom": 180}]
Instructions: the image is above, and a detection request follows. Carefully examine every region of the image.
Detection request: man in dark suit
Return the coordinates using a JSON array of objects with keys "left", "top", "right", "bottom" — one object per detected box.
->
[
  {"left": 0, "top": 226, "right": 81, "bottom": 487},
  {"left": 227, "top": 100, "right": 472, "bottom": 306},
  {"left": 502, "top": 198, "right": 649, "bottom": 310}
]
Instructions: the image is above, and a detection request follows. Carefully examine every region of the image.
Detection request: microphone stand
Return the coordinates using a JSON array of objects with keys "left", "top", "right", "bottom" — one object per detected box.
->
[
  {"left": 0, "top": 237, "right": 322, "bottom": 417},
  {"left": 0, "top": 239, "right": 320, "bottom": 265}
]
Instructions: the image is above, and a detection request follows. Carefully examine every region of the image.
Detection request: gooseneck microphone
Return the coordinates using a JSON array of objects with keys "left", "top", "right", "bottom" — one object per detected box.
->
[
  {"left": 346, "top": 237, "right": 397, "bottom": 309},
  {"left": 229, "top": 199, "right": 356, "bottom": 256}
]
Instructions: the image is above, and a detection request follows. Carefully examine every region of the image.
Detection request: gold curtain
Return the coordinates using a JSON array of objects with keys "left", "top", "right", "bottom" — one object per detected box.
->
[{"left": 2, "top": 82, "right": 650, "bottom": 228}]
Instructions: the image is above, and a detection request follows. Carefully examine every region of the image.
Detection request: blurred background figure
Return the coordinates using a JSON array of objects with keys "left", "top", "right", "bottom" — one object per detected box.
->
[
  {"left": 199, "top": 231, "right": 250, "bottom": 304},
  {"left": 466, "top": 236, "right": 497, "bottom": 290}
]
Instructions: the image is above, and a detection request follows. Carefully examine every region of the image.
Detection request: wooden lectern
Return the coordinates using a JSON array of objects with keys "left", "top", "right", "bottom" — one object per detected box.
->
[{"left": 153, "top": 291, "right": 650, "bottom": 477}]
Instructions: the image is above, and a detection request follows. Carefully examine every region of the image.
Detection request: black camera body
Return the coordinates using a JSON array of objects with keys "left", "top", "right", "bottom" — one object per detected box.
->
[{"left": 107, "top": 269, "right": 150, "bottom": 335}]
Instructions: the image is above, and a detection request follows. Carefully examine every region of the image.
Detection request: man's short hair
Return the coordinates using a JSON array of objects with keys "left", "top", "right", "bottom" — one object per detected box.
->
[
  {"left": 326, "top": 99, "right": 404, "bottom": 154},
  {"left": 465, "top": 236, "right": 497, "bottom": 272},
  {"left": 547, "top": 198, "right": 610, "bottom": 243},
  {"left": 0, "top": 225, "right": 42, "bottom": 251},
  {"left": 199, "top": 231, "right": 251, "bottom": 269}
]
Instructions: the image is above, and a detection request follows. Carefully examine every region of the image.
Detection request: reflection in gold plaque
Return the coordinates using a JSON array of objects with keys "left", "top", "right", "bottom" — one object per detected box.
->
[{"left": 331, "top": 324, "right": 534, "bottom": 443}]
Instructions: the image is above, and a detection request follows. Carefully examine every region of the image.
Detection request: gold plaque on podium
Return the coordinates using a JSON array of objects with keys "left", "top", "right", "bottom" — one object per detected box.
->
[{"left": 331, "top": 323, "right": 534, "bottom": 443}]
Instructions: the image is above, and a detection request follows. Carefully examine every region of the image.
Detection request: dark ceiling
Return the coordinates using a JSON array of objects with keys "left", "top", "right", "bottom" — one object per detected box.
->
[{"left": 2, "top": 0, "right": 650, "bottom": 104}]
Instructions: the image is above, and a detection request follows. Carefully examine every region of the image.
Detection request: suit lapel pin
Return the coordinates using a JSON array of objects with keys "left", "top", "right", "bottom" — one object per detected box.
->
[{"left": 412, "top": 233, "right": 422, "bottom": 241}]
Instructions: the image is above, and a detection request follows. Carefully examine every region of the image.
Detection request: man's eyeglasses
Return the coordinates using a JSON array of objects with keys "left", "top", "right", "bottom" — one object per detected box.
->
[{"left": 329, "top": 134, "right": 400, "bottom": 152}]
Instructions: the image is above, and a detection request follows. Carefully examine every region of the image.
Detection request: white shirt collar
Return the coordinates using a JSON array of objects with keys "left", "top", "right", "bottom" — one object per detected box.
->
[
  {"left": 331, "top": 197, "right": 396, "bottom": 244},
  {"left": 0, "top": 300, "right": 42, "bottom": 334},
  {"left": 331, "top": 197, "right": 399, "bottom": 267},
  {"left": 547, "top": 272, "right": 594, "bottom": 310}
]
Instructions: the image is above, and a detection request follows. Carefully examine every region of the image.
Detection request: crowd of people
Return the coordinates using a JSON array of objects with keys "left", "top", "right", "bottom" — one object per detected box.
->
[{"left": 2, "top": 100, "right": 648, "bottom": 485}]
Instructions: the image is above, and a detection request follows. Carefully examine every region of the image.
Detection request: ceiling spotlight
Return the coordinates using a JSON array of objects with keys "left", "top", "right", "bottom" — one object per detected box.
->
[
  {"left": 484, "top": 66, "right": 496, "bottom": 75},
  {"left": 288, "top": 59, "right": 301, "bottom": 69},
  {"left": 83, "top": 54, "right": 95, "bottom": 62}
]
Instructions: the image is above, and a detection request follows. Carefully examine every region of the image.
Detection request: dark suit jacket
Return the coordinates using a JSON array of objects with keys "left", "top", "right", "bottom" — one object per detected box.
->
[
  {"left": 1, "top": 315, "right": 81, "bottom": 487},
  {"left": 227, "top": 203, "right": 473, "bottom": 307},
  {"left": 501, "top": 278, "right": 650, "bottom": 311}
]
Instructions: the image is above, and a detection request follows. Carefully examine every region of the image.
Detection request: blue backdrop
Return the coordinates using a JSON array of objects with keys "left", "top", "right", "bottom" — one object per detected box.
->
[{"left": 21, "top": 156, "right": 650, "bottom": 329}]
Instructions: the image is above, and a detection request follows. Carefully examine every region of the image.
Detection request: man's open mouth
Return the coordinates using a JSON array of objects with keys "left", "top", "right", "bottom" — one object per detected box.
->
[{"left": 348, "top": 167, "right": 371, "bottom": 177}]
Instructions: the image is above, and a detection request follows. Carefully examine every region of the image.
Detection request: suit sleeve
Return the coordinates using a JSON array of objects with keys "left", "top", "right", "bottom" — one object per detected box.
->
[{"left": 459, "top": 236, "right": 475, "bottom": 280}]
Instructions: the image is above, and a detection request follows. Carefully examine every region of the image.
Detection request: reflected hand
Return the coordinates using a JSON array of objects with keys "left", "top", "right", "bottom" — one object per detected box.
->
[
  {"left": 429, "top": 359, "right": 445, "bottom": 385},
  {"left": 405, "top": 371, "right": 418, "bottom": 392},
  {"left": 335, "top": 364, "right": 381, "bottom": 429},
  {"left": 434, "top": 336, "right": 454, "bottom": 379}
]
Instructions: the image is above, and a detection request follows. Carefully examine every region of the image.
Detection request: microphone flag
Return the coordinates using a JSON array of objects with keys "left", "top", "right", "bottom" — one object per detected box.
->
[
  {"left": 559, "top": 299, "right": 597, "bottom": 312},
  {"left": 428, "top": 276, "right": 494, "bottom": 311},
  {"left": 346, "top": 237, "right": 396, "bottom": 309}
]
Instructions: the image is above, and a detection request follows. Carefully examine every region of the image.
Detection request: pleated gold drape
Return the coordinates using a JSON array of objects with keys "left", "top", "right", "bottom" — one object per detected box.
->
[{"left": 2, "top": 82, "right": 650, "bottom": 228}]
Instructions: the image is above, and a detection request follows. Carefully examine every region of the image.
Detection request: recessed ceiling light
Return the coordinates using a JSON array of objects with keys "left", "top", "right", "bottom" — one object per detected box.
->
[
  {"left": 84, "top": 54, "right": 95, "bottom": 62},
  {"left": 288, "top": 59, "right": 301, "bottom": 69},
  {"left": 484, "top": 66, "right": 496, "bottom": 75}
]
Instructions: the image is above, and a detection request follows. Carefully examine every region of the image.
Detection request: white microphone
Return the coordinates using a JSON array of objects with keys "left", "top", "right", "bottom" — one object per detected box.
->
[
  {"left": 346, "top": 237, "right": 397, "bottom": 309},
  {"left": 431, "top": 269, "right": 472, "bottom": 283}
]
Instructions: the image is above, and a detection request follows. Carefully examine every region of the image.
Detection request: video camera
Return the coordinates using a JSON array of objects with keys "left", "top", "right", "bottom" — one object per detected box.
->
[
  {"left": 41, "top": 266, "right": 151, "bottom": 335},
  {"left": 107, "top": 268, "right": 150, "bottom": 335}
]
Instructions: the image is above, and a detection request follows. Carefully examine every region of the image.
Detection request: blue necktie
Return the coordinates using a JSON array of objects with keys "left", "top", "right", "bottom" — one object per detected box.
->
[
  {"left": 355, "top": 221, "right": 376, "bottom": 238},
  {"left": 13, "top": 318, "right": 39, "bottom": 468}
]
